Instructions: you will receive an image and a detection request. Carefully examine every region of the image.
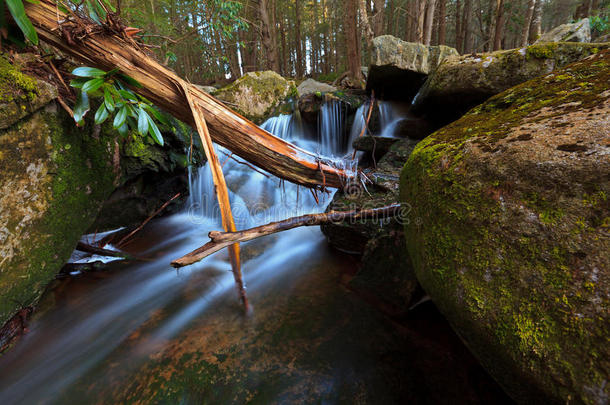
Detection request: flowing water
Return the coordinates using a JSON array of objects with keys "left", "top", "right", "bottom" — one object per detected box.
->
[{"left": 0, "top": 106, "right": 510, "bottom": 404}]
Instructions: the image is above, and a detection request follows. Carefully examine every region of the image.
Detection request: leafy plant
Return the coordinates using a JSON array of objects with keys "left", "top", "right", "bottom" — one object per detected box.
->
[
  {"left": 70, "top": 66, "right": 167, "bottom": 146},
  {"left": 1, "top": 0, "right": 39, "bottom": 45},
  {"left": 590, "top": 15, "right": 609, "bottom": 36}
]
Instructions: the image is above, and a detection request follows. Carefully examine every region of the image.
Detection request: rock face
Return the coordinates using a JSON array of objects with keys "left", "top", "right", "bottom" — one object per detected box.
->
[
  {"left": 537, "top": 18, "right": 591, "bottom": 44},
  {"left": 400, "top": 51, "right": 610, "bottom": 404},
  {"left": 367, "top": 35, "right": 459, "bottom": 101},
  {"left": 0, "top": 56, "right": 195, "bottom": 327},
  {"left": 412, "top": 42, "right": 607, "bottom": 125},
  {"left": 213, "top": 71, "right": 297, "bottom": 124},
  {"left": 296, "top": 78, "right": 337, "bottom": 97},
  {"left": 0, "top": 57, "right": 121, "bottom": 326},
  {"left": 322, "top": 138, "right": 421, "bottom": 311}
]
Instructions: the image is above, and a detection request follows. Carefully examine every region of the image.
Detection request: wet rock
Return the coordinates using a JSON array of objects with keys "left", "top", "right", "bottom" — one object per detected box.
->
[
  {"left": 353, "top": 135, "right": 399, "bottom": 162},
  {"left": 393, "top": 116, "right": 435, "bottom": 139},
  {"left": 412, "top": 42, "right": 608, "bottom": 125},
  {"left": 367, "top": 35, "right": 458, "bottom": 101},
  {"left": 213, "top": 71, "right": 297, "bottom": 124},
  {"left": 401, "top": 50, "right": 610, "bottom": 404},
  {"left": 297, "top": 92, "right": 323, "bottom": 124},
  {"left": 536, "top": 18, "right": 591, "bottom": 44},
  {"left": 297, "top": 78, "right": 337, "bottom": 97}
]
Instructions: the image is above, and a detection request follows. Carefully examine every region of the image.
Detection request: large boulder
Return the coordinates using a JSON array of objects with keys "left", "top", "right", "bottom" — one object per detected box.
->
[
  {"left": 367, "top": 35, "right": 458, "bottom": 101},
  {"left": 537, "top": 18, "right": 591, "bottom": 44},
  {"left": 297, "top": 78, "right": 337, "bottom": 97},
  {"left": 213, "top": 71, "right": 297, "bottom": 124},
  {"left": 0, "top": 57, "right": 121, "bottom": 326},
  {"left": 412, "top": 42, "right": 608, "bottom": 125},
  {"left": 400, "top": 51, "right": 610, "bottom": 403}
]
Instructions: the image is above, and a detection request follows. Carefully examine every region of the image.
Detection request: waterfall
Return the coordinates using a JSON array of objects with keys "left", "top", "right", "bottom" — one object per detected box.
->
[
  {"left": 318, "top": 99, "right": 345, "bottom": 156},
  {"left": 260, "top": 113, "right": 295, "bottom": 140},
  {"left": 349, "top": 102, "right": 369, "bottom": 144},
  {"left": 378, "top": 101, "right": 405, "bottom": 138}
]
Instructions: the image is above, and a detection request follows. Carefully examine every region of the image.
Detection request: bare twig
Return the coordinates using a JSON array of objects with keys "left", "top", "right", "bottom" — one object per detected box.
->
[
  {"left": 116, "top": 193, "right": 181, "bottom": 248},
  {"left": 171, "top": 204, "right": 402, "bottom": 268}
]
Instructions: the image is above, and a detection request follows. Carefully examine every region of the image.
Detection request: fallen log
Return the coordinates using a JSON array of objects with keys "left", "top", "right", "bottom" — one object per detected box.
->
[
  {"left": 25, "top": 0, "right": 352, "bottom": 189},
  {"left": 171, "top": 204, "right": 402, "bottom": 268}
]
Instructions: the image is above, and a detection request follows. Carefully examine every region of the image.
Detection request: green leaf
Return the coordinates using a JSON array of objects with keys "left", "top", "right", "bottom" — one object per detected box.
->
[
  {"left": 118, "top": 89, "right": 138, "bottom": 101},
  {"left": 73, "top": 91, "right": 90, "bottom": 124},
  {"left": 6, "top": 0, "right": 39, "bottom": 44},
  {"left": 147, "top": 115, "right": 164, "bottom": 146},
  {"left": 69, "top": 77, "right": 89, "bottom": 89},
  {"left": 117, "top": 122, "right": 129, "bottom": 136},
  {"left": 143, "top": 104, "right": 169, "bottom": 126},
  {"left": 85, "top": 0, "right": 103, "bottom": 24},
  {"left": 113, "top": 105, "right": 127, "bottom": 129},
  {"left": 82, "top": 78, "right": 105, "bottom": 93},
  {"left": 101, "top": 0, "right": 117, "bottom": 12},
  {"left": 103, "top": 87, "right": 115, "bottom": 112},
  {"left": 90, "top": 0, "right": 107, "bottom": 22},
  {"left": 72, "top": 67, "right": 107, "bottom": 78},
  {"left": 104, "top": 67, "right": 120, "bottom": 78},
  {"left": 117, "top": 73, "right": 142, "bottom": 88},
  {"left": 94, "top": 104, "right": 109, "bottom": 124},
  {"left": 137, "top": 107, "right": 149, "bottom": 135}
]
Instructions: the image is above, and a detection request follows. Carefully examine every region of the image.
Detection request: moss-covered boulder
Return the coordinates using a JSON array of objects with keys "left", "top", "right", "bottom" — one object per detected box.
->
[
  {"left": 213, "top": 71, "right": 297, "bottom": 124},
  {"left": 0, "top": 60, "right": 121, "bottom": 326},
  {"left": 412, "top": 42, "right": 608, "bottom": 125},
  {"left": 367, "top": 35, "right": 458, "bottom": 101},
  {"left": 536, "top": 18, "right": 591, "bottom": 44},
  {"left": 400, "top": 50, "right": 610, "bottom": 404}
]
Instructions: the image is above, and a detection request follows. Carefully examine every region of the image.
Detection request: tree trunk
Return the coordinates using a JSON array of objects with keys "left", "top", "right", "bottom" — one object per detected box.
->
[
  {"left": 521, "top": 0, "right": 536, "bottom": 46},
  {"left": 528, "top": 0, "right": 542, "bottom": 44},
  {"left": 455, "top": 0, "right": 462, "bottom": 52},
  {"left": 492, "top": 0, "right": 505, "bottom": 51},
  {"left": 437, "top": 0, "right": 446, "bottom": 45},
  {"left": 295, "top": 0, "right": 304, "bottom": 77},
  {"left": 258, "top": 0, "right": 280, "bottom": 72},
  {"left": 416, "top": 0, "right": 427, "bottom": 43},
  {"left": 344, "top": 0, "right": 363, "bottom": 83},
  {"left": 372, "top": 0, "right": 385, "bottom": 36},
  {"left": 461, "top": 0, "right": 472, "bottom": 53},
  {"left": 359, "top": 0, "right": 375, "bottom": 55},
  {"left": 24, "top": 0, "right": 351, "bottom": 188},
  {"left": 423, "top": 0, "right": 436, "bottom": 45}
]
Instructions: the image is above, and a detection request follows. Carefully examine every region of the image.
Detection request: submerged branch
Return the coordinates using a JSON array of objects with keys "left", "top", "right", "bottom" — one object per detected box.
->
[{"left": 171, "top": 204, "right": 402, "bottom": 268}]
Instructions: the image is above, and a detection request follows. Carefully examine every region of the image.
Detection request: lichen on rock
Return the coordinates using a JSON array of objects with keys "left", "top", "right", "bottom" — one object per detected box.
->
[
  {"left": 213, "top": 71, "right": 298, "bottom": 124},
  {"left": 400, "top": 50, "right": 610, "bottom": 404}
]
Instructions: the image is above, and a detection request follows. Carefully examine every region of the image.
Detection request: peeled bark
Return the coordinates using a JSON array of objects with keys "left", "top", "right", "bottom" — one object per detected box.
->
[{"left": 25, "top": 0, "right": 350, "bottom": 189}]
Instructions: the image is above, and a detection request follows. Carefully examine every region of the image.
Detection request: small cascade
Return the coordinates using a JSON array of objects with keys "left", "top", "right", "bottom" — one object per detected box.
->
[
  {"left": 318, "top": 99, "right": 345, "bottom": 156},
  {"left": 187, "top": 158, "right": 219, "bottom": 219},
  {"left": 260, "top": 114, "right": 296, "bottom": 140},
  {"left": 378, "top": 101, "right": 406, "bottom": 138},
  {"left": 349, "top": 102, "right": 369, "bottom": 144}
]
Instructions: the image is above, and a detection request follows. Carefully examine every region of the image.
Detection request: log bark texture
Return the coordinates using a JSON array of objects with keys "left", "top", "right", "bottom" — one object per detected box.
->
[{"left": 25, "top": 0, "right": 351, "bottom": 189}]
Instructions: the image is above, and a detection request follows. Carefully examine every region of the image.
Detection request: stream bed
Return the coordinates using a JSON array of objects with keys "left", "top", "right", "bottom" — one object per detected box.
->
[{"left": 0, "top": 103, "right": 513, "bottom": 404}]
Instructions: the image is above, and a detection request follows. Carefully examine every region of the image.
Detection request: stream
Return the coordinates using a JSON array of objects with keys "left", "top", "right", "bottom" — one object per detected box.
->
[{"left": 0, "top": 102, "right": 511, "bottom": 404}]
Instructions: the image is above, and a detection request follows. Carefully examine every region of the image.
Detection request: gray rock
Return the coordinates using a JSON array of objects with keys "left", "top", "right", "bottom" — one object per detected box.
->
[
  {"left": 214, "top": 71, "right": 297, "bottom": 124},
  {"left": 536, "top": 18, "right": 591, "bottom": 44},
  {"left": 412, "top": 42, "right": 608, "bottom": 125},
  {"left": 195, "top": 85, "right": 217, "bottom": 94},
  {"left": 367, "top": 35, "right": 458, "bottom": 101},
  {"left": 353, "top": 135, "right": 399, "bottom": 161},
  {"left": 401, "top": 51, "right": 610, "bottom": 404},
  {"left": 296, "top": 78, "right": 337, "bottom": 97}
]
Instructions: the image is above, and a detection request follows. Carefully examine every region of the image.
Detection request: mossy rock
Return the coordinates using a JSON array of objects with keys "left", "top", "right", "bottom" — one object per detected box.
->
[
  {"left": 412, "top": 42, "right": 609, "bottom": 125},
  {"left": 400, "top": 50, "right": 610, "bottom": 404},
  {"left": 0, "top": 91, "right": 120, "bottom": 326},
  {"left": 213, "top": 71, "right": 298, "bottom": 124}
]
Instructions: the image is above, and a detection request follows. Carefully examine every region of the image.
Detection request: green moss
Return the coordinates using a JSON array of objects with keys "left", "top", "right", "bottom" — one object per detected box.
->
[
  {"left": 526, "top": 43, "right": 559, "bottom": 59},
  {"left": 0, "top": 54, "right": 38, "bottom": 102},
  {"left": 400, "top": 50, "right": 610, "bottom": 404}
]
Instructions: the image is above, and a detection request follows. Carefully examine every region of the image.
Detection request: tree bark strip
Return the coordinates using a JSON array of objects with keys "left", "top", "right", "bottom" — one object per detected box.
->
[
  {"left": 183, "top": 84, "right": 249, "bottom": 310},
  {"left": 171, "top": 204, "right": 403, "bottom": 268},
  {"left": 25, "top": 0, "right": 350, "bottom": 189}
]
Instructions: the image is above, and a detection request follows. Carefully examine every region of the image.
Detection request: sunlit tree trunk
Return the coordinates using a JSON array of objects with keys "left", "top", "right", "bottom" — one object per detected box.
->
[
  {"left": 492, "top": 0, "right": 505, "bottom": 51},
  {"left": 521, "top": 0, "right": 536, "bottom": 46},
  {"left": 437, "top": 0, "right": 446, "bottom": 44},
  {"left": 528, "top": 0, "right": 542, "bottom": 43},
  {"left": 295, "top": 0, "right": 304, "bottom": 77},
  {"left": 258, "top": 0, "right": 280, "bottom": 72},
  {"left": 455, "top": 0, "right": 462, "bottom": 52},
  {"left": 344, "top": 0, "right": 363, "bottom": 82},
  {"left": 373, "top": 0, "right": 385, "bottom": 36},
  {"left": 423, "top": 0, "right": 436, "bottom": 45}
]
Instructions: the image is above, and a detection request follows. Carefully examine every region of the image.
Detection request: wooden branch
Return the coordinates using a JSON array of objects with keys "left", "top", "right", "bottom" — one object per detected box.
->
[
  {"left": 25, "top": 0, "right": 352, "bottom": 189},
  {"left": 183, "top": 84, "right": 249, "bottom": 311},
  {"left": 171, "top": 204, "right": 402, "bottom": 268},
  {"left": 75, "top": 241, "right": 128, "bottom": 258}
]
